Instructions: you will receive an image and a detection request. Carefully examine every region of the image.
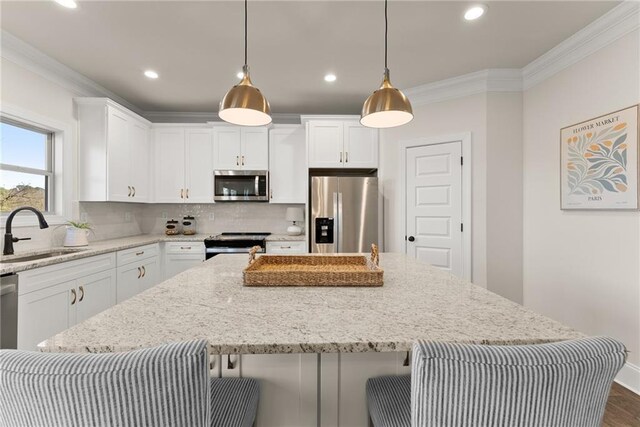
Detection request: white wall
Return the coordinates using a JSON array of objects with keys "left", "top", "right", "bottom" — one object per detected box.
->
[{"left": 523, "top": 30, "right": 640, "bottom": 387}]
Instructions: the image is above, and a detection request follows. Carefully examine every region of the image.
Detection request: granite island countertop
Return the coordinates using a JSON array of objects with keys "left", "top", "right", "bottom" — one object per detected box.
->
[
  {"left": 39, "top": 253, "right": 584, "bottom": 354},
  {"left": 0, "top": 233, "right": 305, "bottom": 274}
]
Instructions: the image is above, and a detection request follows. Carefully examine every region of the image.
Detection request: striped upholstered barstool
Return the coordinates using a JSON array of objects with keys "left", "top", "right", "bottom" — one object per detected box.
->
[
  {"left": 367, "top": 336, "right": 626, "bottom": 427},
  {"left": 0, "top": 340, "right": 258, "bottom": 427}
]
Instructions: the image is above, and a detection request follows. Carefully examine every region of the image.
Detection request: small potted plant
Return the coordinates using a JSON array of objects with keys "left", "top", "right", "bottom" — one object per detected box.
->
[{"left": 64, "top": 220, "right": 93, "bottom": 247}]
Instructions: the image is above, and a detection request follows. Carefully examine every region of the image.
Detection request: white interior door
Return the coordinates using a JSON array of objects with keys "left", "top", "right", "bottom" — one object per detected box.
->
[{"left": 406, "top": 142, "right": 463, "bottom": 276}]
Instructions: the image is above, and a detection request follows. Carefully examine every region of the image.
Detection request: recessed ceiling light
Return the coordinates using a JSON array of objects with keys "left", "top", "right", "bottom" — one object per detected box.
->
[
  {"left": 324, "top": 73, "right": 337, "bottom": 83},
  {"left": 144, "top": 70, "right": 159, "bottom": 79},
  {"left": 54, "top": 0, "right": 77, "bottom": 9},
  {"left": 237, "top": 71, "right": 245, "bottom": 79},
  {"left": 464, "top": 4, "right": 487, "bottom": 21}
]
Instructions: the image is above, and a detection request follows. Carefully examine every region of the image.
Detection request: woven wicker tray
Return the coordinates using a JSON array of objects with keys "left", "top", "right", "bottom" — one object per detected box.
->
[{"left": 243, "top": 244, "right": 383, "bottom": 287}]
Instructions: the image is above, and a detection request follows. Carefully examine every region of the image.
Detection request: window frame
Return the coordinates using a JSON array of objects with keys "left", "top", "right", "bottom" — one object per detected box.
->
[
  {"left": 0, "top": 103, "right": 71, "bottom": 228},
  {"left": 0, "top": 117, "right": 55, "bottom": 214}
]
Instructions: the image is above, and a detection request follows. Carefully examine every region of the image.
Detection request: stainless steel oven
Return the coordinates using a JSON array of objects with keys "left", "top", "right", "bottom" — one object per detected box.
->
[{"left": 214, "top": 170, "right": 268, "bottom": 202}]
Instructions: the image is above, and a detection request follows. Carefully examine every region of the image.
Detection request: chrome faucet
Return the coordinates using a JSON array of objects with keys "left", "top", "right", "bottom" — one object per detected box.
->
[{"left": 3, "top": 207, "right": 49, "bottom": 255}]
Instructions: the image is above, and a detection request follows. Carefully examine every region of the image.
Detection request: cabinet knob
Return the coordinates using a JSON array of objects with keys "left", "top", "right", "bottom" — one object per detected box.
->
[
  {"left": 408, "top": 236, "right": 415, "bottom": 242},
  {"left": 70, "top": 288, "right": 77, "bottom": 305},
  {"left": 79, "top": 286, "right": 85, "bottom": 302}
]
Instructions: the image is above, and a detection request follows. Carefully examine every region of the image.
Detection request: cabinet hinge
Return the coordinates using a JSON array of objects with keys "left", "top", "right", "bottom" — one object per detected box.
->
[
  {"left": 461, "top": 223, "right": 464, "bottom": 232},
  {"left": 460, "top": 156, "right": 464, "bottom": 166}
]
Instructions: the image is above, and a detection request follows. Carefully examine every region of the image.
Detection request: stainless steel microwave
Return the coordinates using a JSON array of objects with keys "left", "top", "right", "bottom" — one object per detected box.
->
[{"left": 214, "top": 170, "right": 269, "bottom": 202}]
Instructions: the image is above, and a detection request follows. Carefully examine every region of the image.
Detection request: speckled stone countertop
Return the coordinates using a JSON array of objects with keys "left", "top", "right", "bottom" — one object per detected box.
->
[
  {"left": 0, "top": 233, "right": 306, "bottom": 275},
  {"left": 39, "top": 253, "right": 583, "bottom": 354},
  {"left": 0, "top": 235, "right": 204, "bottom": 275}
]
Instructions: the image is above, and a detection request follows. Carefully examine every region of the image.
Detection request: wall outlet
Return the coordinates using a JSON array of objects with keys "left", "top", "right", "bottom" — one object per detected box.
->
[
  {"left": 161, "top": 212, "right": 168, "bottom": 220},
  {"left": 209, "top": 212, "right": 215, "bottom": 221},
  {"left": 79, "top": 212, "right": 88, "bottom": 222},
  {"left": 124, "top": 212, "right": 131, "bottom": 222}
]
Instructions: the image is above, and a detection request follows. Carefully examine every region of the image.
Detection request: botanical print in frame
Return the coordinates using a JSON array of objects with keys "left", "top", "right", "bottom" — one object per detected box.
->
[{"left": 561, "top": 105, "right": 639, "bottom": 210}]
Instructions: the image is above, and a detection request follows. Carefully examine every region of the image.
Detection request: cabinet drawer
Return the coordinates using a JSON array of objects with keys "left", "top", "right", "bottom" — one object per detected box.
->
[
  {"left": 266, "top": 241, "right": 307, "bottom": 254},
  {"left": 164, "top": 242, "right": 205, "bottom": 255},
  {"left": 116, "top": 243, "right": 159, "bottom": 266}
]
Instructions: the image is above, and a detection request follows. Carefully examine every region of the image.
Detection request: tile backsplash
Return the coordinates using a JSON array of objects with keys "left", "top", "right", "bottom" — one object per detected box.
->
[{"left": 0, "top": 202, "right": 305, "bottom": 254}]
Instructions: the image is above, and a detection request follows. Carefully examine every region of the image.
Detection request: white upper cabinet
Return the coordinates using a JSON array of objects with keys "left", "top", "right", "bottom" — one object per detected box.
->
[
  {"left": 77, "top": 98, "right": 151, "bottom": 202},
  {"left": 307, "top": 119, "right": 378, "bottom": 169},
  {"left": 213, "top": 126, "right": 268, "bottom": 170},
  {"left": 269, "top": 125, "right": 306, "bottom": 204},
  {"left": 153, "top": 126, "right": 213, "bottom": 203}
]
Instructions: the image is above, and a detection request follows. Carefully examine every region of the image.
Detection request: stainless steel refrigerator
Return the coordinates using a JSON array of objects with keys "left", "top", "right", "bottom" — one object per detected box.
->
[{"left": 310, "top": 176, "right": 378, "bottom": 253}]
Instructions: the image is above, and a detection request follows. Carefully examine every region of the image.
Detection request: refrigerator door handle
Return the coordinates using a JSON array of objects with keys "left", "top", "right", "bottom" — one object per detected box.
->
[
  {"left": 337, "top": 192, "right": 343, "bottom": 252},
  {"left": 333, "top": 192, "right": 339, "bottom": 252}
]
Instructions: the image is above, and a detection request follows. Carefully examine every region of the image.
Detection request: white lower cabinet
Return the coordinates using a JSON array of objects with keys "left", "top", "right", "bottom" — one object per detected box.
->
[
  {"left": 265, "top": 241, "right": 307, "bottom": 254},
  {"left": 163, "top": 242, "right": 205, "bottom": 280},
  {"left": 17, "top": 254, "right": 117, "bottom": 350},
  {"left": 116, "top": 245, "right": 160, "bottom": 303},
  {"left": 221, "top": 353, "right": 318, "bottom": 427},
  {"left": 320, "top": 352, "right": 411, "bottom": 427}
]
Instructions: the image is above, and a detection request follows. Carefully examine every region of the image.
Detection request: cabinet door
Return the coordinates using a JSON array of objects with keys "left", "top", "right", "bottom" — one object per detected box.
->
[
  {"left": 308, "top": 121, "right": 344, "bottom": 168},
  {"left": 164, "top": 255, "right": 204, "bottom": 280},
  {"left": 139, "top": 257, "right": 160, "bottom": 292},
  {"left": 116, "top": 263, "right": 144, "bottom": 303},
  {"left": 129, "top": 121, "right": 150, "bottom": 201},
  {"left": 266, "top": 241, "right": 307, "bottom": 254},
  {"left": 223, "top": 354, "right": 317, "bottom": 427},
  {"left": 185, "top": 129, "right": 214, "bottom": 203},
  {"left": 269, "top": 127, "right": 306, "bottom": 203},
  {"left": 214, "top": 127, "right": 242, "bottom": 170},
  {"left": 343, "top": 123, "right": 378, "bottom": 168},
  {"left": 320, "top": 352, "right": 410, "bottom": 427},
  {"left": 154, "top": 128, "right": 186, "bottom": 203},
  {"left": 241, "top": 128, "right": 269, "bottom": 170},
  {"left": 17, "top": 281, "right": 75, "bottom": 350},
  {"left": 107, "top": 107, "right": 132, "bottom": 201},
  {"left": 76, "top": 269, "right": 117, "bottom": 323}
]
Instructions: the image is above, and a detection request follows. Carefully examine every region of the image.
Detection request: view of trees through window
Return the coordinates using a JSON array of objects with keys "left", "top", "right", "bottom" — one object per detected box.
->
[{"left": 0, "top": 121, "right": 52, "bottom": 213}]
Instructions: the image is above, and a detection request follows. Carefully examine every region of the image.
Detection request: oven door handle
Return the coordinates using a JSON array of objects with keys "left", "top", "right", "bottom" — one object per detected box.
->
[{"left": 205, "top": 247, "right": 265, "bottom": 254}]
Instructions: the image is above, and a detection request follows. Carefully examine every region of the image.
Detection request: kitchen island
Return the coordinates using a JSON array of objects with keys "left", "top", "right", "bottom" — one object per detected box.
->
[{"left": 39, "top": 253, "right": 583, "bottom": 426}]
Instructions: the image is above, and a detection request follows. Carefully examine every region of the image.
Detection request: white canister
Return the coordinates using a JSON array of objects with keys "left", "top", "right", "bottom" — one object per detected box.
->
[{"left": 63, "top": 227, "right": 90, "bottom": 247}]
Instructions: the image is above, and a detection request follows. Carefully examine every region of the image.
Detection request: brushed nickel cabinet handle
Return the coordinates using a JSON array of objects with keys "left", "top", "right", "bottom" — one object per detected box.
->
[
  {"left": 241, "top": 155, "right": 245, "bottom": 166},
  {"left": 339, "top": 152, "right": 343, "bottom": 163},
  {"left": 142, "top": 266, "right": 146, "bottom": 277},
  {"left": 132, "top": 186, "right": 136, "bottom": 197},
  {"left": 180, "top": 189, "right": 184, "bottom": 199},
  {"left": 270, "top": 189, "right": 273, "bottom": 199},
  {"left": 227, "top": 354, "right": 236, "bottom": 369},
  {"left": 70, "top": 288, "right": 77, "bottom": 305},
  {"left": 127, "top": 186, "right": 132, "bottom": 197},
  {"left": 345, "top": 152, "right": 349, "bottom": 163},
  {"left": 180, "top": 246, "right": 192, "bottom": 250},
  {"left": 137, "top": 267, "right": 142, "bottom": 279},
  {"left": 281, "top": 246, "right": 291, "bottom": 249},
  {"left": 136, "top": 251, "right": 144, "bottom": 256},
  {"left": 79, "top": 286, "right": 85, "bottom": 302},
  {"left": 236, "top": 156, "right": 239, "bottom": 166},
  {"left": 186, "top": 189, "right": 189, "bottom": 199}
]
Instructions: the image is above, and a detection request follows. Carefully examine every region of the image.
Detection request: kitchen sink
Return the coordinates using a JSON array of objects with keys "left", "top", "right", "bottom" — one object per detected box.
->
[{"left": 1, "top": 249, "right": 85, "bottom": 263}]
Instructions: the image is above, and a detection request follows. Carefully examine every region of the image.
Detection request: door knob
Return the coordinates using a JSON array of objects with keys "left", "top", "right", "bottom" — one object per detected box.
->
[{"left": 408, "top": 236, "right": 415, "bottom": 242}]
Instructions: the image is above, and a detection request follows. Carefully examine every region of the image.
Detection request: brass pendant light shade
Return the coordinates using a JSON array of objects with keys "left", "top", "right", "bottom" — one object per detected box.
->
[
  {"left": 361, "top": 68, "right": 413, "bottom": 128},
  {"left": 360, "top": 0, "right": 413, "bottom": 129},
  {"left": 219, "top": 0, "right": 272, "bottom": 126},
  {"left": 219, "top": 65, "right": 271, "bottom": 126}
]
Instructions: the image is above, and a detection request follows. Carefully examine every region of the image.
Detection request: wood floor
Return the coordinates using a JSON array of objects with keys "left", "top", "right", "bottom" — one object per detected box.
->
[{"left": 603, "top": 383, "right": 640, "bottom": 426}]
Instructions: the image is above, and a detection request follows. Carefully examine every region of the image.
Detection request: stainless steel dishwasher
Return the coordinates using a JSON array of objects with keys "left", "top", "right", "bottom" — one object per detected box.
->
[{"left": 1, "top": 273, "right": 18, "bottom": 349}]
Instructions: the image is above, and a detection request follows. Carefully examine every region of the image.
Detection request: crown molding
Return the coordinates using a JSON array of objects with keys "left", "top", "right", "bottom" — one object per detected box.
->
[
  {"left": 142, "top": 111, "right": 300, "bottom": 124},
  {"left": 522, "top": 1, "right": 640, "bottom": 90},
  {"left": 402, "top": 69, "right": 522, "bottom": 107},
  {"left": 1, "top": 30, "right": 142, "bottom": 115}
]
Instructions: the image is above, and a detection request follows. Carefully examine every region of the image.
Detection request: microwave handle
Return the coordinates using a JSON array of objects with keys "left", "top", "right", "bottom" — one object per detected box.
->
[{"left": 255, "top": 176, "right": 259, "bottom": 197}]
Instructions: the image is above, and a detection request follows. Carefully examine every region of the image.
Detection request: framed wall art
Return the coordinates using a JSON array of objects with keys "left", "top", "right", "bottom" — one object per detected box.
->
[{"left": 560, "top": 105, "right": 639, "bottom": 210}]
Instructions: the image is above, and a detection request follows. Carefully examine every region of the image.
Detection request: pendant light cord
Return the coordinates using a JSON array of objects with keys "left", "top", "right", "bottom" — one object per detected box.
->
[
  {"left": 244, "top": 0, "right": 248, "bottom": 66},
  {"left": 384, "top": 0, "right": 388, "bottom": 70}
]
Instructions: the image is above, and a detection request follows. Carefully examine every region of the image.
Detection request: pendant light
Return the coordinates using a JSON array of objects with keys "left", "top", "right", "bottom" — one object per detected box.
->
[
  {"left": 219, "top": 0, "right": 272, "bottom": 126},
  {"left": 360, "top": 0, "right": 413, "bottom": 128}
]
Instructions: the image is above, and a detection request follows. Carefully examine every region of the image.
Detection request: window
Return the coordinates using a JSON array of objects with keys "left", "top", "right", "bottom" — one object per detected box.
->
[{"left": 0, "top": 119, "right": 54, "bottom": 213}]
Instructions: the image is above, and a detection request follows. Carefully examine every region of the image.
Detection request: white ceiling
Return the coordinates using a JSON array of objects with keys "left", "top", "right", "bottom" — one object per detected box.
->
[{"left": 1, "top": 1, "right": 617, "bottom": 114}]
